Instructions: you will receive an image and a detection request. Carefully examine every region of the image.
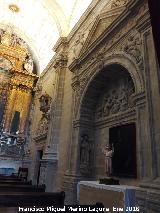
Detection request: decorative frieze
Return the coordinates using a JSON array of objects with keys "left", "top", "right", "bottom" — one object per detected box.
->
[
  {"left": 95, "top": 77, "right": 135, "bottom": 120},
  {"left": 69, "top": 1, "right": 148, "bottom": 74},
  {"left": 111, "top": 0, "right": 128, "bottom": 9},
  {"left": 119, "top": 32, "right": 144, "bottom": 71}
]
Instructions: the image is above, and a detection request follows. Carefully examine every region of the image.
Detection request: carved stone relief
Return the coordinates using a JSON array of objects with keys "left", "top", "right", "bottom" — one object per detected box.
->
[
  {"left": 39, "top": 92, "right": 52, "bottom": 114},
  {"left": 71, "top": 1, "right": 148, "bottom": 75},
  {"left": 119, "top": 32, "right": 144, "bottom": 71},
  {"left": 72, "top": 74, "right": 91, "bottom": 118},
  {"left": 111, "top": 0, "right": 128, "bottom": 9},
  {"left": 95, "top": 77, "right": 135, "bottom": 120},
  {"left": 34, "top": 93, "right": 52, "bottom": 140},
  {"left": 70, "top": 30, "right": 90, "bottom": 62},
  {"left": 80, "top": 134, "right": 93, "bottom": 175},
  {"left": 35, "top": 115, "right": 49, "bottom": 137},
  {"left": 68, "top": 0, "right": 133, "bottom": 65}
]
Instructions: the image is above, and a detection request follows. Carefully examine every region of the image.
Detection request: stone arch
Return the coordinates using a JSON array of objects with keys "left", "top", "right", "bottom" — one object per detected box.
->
[
  {"left": 69, "top": 54, "right": 146, "bottom": 182},
  {"left": 77, "top": 53, "right": 144, "bottom": 120}
]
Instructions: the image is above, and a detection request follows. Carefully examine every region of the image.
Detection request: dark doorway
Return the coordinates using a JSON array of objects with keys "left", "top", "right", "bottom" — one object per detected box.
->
[
  {"left": 109, "top": 123, "right": 137, "bottom": 178},
  {"left": 36, "top": 150, "right": 43, "bottom": 185},
  {"left": 10, "top": 111, "right": 20, "bottom": 134}
]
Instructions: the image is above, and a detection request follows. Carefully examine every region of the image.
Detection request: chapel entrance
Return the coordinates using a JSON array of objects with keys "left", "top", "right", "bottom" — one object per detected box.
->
[
  {"left": 79, "top": 64, "right": 137, "bottom": 179},
  {"left": 109, "top": 123, "right": 137, "bottom": 178}
]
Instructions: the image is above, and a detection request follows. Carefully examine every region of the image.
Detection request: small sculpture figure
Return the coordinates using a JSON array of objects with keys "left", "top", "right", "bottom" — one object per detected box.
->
[
  {"left": 103, "top": 95, "right": 113, "bottom": 116},
  {"left": 24, "top": 55, "right": 33, "bottom": 73},
  {"left": 11, "top": 34, "right": 18, "bottom": 47},
  {"left": 80, "top": 134, "right": 90, "bottom": 165},
  {"left": 39, "top": 92, "right": 52, "bottom": 113},
  {"left": 102, "top": 144, "right": 114, "bottom": 177}
]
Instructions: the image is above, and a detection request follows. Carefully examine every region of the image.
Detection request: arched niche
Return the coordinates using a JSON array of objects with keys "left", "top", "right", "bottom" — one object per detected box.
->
[
  {"left": 78, "top": 53, "right": 144, "bottom": 120},
  {"left": 76, "top": 62, "right": 143, "bottom": 181},
  {"left": 80, "top": 64, "right": 136, "bottom": 122}
]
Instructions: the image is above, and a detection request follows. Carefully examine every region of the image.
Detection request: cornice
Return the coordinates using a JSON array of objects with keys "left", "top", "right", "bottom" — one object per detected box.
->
[
  {"left": 69, "top": 0, "right": 148, "bottom": 72},
  {"left": 67, "top": 0, "right": 111, "bottom": 42},
  {"left": 53, "top": 37, "right": 68, "bottom": 53},
  {"left": 40, "top": 55, "right": 56, "bottom": 77}
]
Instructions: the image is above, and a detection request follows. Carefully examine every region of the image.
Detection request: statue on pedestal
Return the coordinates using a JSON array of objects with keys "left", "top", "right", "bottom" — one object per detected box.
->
[
  {"left": 100, "top": 144, "right": 119, "bottom": 185},
  {"left": 102, "top": 144, "right": 114, "bottom": 177}
]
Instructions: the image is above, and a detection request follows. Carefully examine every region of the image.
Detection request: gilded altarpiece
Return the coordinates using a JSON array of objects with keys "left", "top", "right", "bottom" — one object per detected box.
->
[{"left": 0, "top": 29, "right": 38, "bottom": 158}]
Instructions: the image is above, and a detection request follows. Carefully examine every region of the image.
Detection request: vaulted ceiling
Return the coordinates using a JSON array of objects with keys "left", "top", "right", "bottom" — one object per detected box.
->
[{"left": 0, "top": 0, "right": 93, "bottom": 73}]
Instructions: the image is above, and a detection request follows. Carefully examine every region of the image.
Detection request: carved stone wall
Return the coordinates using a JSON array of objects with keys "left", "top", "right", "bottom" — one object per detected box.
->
[
  {"left": 28, "top": 66, "right": 56, "bottom": 184},
  {"left": 61, "top": 0, "right": 158, "bottom": 206},
  {"left": 28, "top": 0, "right": 160, "bottom": 209}
]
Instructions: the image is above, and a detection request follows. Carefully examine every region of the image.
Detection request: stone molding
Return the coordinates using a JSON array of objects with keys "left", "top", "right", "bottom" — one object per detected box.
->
[
  {"left": 68, "top": 0, "right": 148, "bottom": 122},
  {"left": 68, "top": 0, "right": 148, "bottom": 71},
  {"left": 71, "top": 52, "right": 145, "bottom": 120}
]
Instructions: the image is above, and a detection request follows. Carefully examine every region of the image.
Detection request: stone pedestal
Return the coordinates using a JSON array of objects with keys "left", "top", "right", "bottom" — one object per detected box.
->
[
  {"left": 136, "top": 180, "right": 160, "bottom": 212},
  {"left": 63, "top": 173, "right": 82, "bottom": 204},
  {"left": 78, "top": 181, "right": 139, "bottom": 212},
  {"left": 39, "top": 159, "right": 58, "bottom": 192}
]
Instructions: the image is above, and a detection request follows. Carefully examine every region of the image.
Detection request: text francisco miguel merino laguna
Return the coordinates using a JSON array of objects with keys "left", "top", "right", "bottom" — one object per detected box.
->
[{"left": 18, "top": 205, "right": 140, "bottom": 212}]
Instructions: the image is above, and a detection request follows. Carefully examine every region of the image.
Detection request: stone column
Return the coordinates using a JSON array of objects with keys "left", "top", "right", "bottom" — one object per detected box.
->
[
  {"left": 134, "top": 92, "right": 153, "bottom": 180},
  {"left": 138, "top": 12, "right": 160, "bottom": 182},
  {"left": 42, "top": 38, "right": 68, "bottom": 191},
  {"left": 135, "top": 14, "right": 160, "bottom": 211},
  {"left": 63, "top": 88, "right": 95, "bottom": 203}
]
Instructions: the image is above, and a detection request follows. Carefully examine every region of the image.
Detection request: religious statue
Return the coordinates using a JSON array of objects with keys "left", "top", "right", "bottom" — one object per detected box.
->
[
  {"left": 39, "top": 92, "right": 52, "bottom": 114},
  {"left": 24, "top": 55, "right": 33, "bottom": 73},
  {"left": 102, "top": 144, "right": 114, "bottom": 177},
  {"left": 80, "top": 134, "right": 90, "bottom": 165},
  {"left": 80, "top": 134, "right": 92, "bottom": 174}
]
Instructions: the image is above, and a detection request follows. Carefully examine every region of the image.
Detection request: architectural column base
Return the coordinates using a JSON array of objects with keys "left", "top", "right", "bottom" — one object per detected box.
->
[
  {"left": 139, "top": 178, "right": 160, "bottom": 190},
  {"left": 136, "top": 179, "right": 160, "bottom": 212},
  {"left": 62, "top": 172, "right": 95, "bottom": 204},
  {"left": 22, "top": 156, "right": 32, "bottom": 168},
  {"left": 39, "top": 158, "right": 58, "bottom": 192}
]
